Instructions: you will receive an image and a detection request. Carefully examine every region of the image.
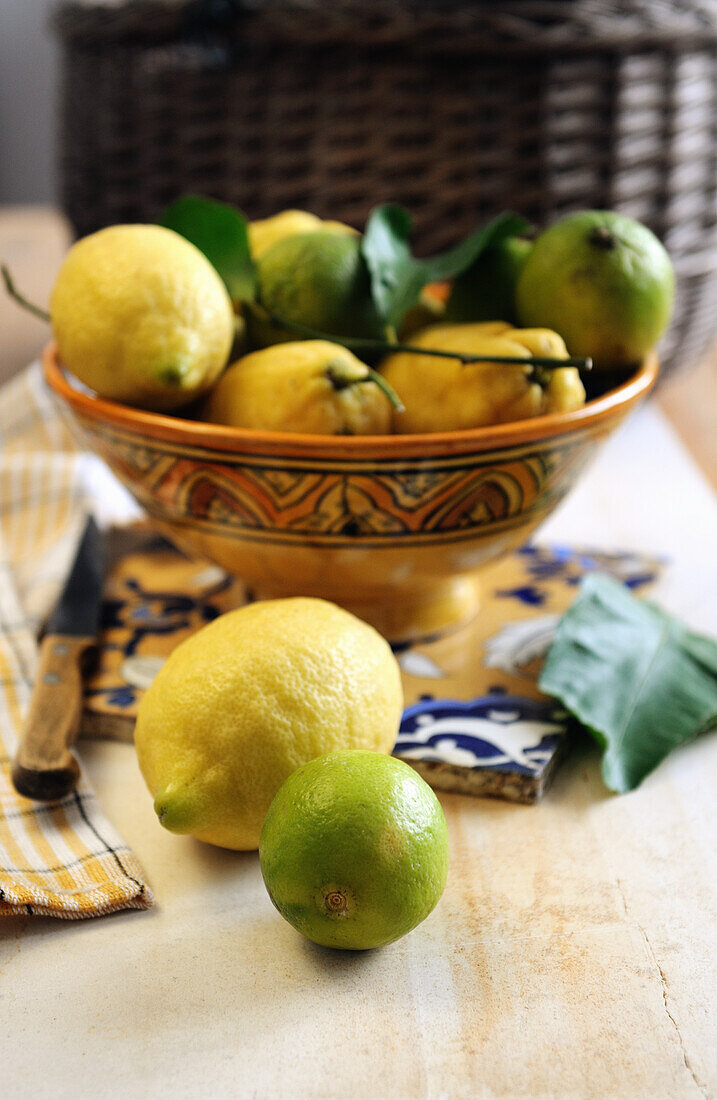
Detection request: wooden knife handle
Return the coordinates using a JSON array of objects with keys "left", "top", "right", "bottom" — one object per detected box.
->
[{"left": 12, "top": 634, "right": 92, "bottom": 802}]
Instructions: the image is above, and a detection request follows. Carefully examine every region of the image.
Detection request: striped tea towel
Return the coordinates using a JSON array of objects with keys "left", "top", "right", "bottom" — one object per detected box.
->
[{"left": 0, "top": 363, "right": 153, "bottom": 918}]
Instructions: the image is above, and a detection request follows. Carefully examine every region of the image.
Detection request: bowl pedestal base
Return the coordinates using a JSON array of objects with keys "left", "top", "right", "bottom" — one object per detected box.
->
[{"left": 249, "top": 573, "right": 482, "bottom": 646}]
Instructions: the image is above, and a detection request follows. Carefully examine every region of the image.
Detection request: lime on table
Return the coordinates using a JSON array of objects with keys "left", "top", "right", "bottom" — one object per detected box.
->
[
  {"left": 516, "top": 210, "right": 674, "bottom": 369},
  {"left": 259, "top": 750, "right": 450, "bottom": 950}
]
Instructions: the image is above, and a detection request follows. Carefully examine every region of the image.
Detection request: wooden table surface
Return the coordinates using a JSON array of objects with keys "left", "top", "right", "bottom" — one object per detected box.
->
[{"left": 2, "top": 206, "right": 716, "bottom": 1099}]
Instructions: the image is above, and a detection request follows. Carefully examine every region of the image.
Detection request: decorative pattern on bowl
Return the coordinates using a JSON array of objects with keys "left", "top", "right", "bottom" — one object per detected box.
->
[
  {"left": 44, "top": 345, "right": 658, "bottom": 642},
  {"left": 90, "top": 424, "right": 594, "bottom": 547}
]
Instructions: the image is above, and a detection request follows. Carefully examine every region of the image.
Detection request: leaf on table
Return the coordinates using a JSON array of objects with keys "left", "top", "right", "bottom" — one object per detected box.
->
[
  {"left": 160, "top": 195, "right": 256, "bottom": 303},
  {"left": 361, "top": 205, "right": 529, "bottom": 329},
  {"left": 538, "top": 573, "right": 717, "bottom": 792}
]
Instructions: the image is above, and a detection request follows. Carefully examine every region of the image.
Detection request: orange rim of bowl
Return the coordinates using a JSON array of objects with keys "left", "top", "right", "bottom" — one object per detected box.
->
[{"left": 42, "top": 342, "right": 658, "bottom": 459}]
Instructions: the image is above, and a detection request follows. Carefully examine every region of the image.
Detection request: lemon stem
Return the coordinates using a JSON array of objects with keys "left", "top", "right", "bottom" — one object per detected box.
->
[
  {"left": 326, "top": 362, "right": 405, "bottom": 413},
  {"left": 365, "top": 367, "right": 405, "bottom": 412},
  {"left": 590, "top": 226, "right": 617, "bottom": 250},
  {"left": 267, "top": 311, "right": 592, "bottom": 372},
  {"left": 1, "top": 264, "right": 51, "bottom": 323}
]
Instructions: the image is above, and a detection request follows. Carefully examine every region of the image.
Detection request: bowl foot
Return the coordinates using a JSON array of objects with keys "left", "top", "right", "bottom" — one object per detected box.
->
[{"left": 249, "top": 574, "right": 481, "bottom": 646}]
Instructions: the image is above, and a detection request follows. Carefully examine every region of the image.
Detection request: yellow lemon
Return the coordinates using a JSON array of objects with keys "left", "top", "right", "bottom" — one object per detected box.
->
[
  {"left": 248, "top": 209, "right": 356, "bottom": 259},
  {"left": 50, "top": 224, "right": 234, "bottom": 411},
  {"left": 381, "top": 322, "right": 585, "bottom": 433},
  {"left": 202, "top": 340, "right": 393, "bottom": 435},
  {"left": 134, "top": 598, "right": 404, "bottom": 850},
  {"left": 260, "top": 751, "right": 449, "bottom": 950}
]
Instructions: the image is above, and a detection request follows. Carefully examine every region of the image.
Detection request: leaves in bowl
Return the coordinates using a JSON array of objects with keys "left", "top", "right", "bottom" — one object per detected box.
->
[
  {"left": 538, "top": 573, "right": 717, "bottom": 792},
  {"left": 156, "top": 196, "right": 586, "bottom": 377},
  {"left": 361, "top": 205, "right": 530, "bottom": 330},
  {"left": 160, "top": 195, "right": 256, "bottom": 303}
]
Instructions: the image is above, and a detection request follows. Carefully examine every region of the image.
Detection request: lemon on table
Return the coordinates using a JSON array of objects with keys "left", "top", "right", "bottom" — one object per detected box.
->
[
  {"left": 50, "top": 224, "right": 235, "bottom": 411},
  {"left": 381, "top": 322, "right": 585, "bottom": 433},
  {"left": 134, "top": 599, "right": 403, "bottom": 851},
  {"left": 248, "top": 209, "right": 356, "bottom": 259},
  {"left": 202, "top": 340, "right": 393, "bottom": 435},
  {"left": 516, "top": 210, "right": 675, "bottom": 369},
  {"left": 259, "top": 751, "right": 449, "bottom": 950},
  {"left": 253, "top": 231, "right": 385, "bottom": 346}
]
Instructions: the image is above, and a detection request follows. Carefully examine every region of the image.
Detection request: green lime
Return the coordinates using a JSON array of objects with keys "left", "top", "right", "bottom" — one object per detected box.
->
[
  {"left": 254, "top": 231, "right": 384, "bottom": 346},
  {"left": 445, "top": 235, "right": 533, "bottom": 325},
  {"left": 259, "top": 750, "right": 449, "bottom": 950},
  {"left": 515, "top": 210, "right": 674, "bottom": 369}
]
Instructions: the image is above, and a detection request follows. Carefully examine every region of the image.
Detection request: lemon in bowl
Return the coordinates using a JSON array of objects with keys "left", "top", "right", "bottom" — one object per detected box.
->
[
  {"left": 49, "top": 224, "right": 235, "bottom": 411},
  {"left": 381, "top": 323, "right": 585, "bottom": 433},
  {"left": 248, "top": 209, "right": 356, "bottom": 259},
  {"left": 202, "top": 340, "right": 393, "bottom": 436}
]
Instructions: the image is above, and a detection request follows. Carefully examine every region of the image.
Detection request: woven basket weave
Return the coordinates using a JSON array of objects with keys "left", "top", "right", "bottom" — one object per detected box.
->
[{"left": 54, "top": 0, "right": 717, "bottom": 378}]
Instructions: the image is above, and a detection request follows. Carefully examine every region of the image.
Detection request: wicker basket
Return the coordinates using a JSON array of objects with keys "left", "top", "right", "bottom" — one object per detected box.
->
[{"left": 54, "top": 0, "right": 717, "bottom": 378}]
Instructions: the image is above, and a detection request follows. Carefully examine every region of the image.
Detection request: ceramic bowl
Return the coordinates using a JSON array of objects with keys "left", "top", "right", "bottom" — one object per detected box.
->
[{"left": 44, "top": 344, "right": 658, "bottom": 642}]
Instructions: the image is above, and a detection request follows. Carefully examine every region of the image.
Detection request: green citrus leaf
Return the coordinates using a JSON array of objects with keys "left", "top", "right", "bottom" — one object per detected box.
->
[
  {"left": 160, "top": 195, "right": 255, "bottom": 303},
  {"left": 361, "top": 205, "right": 530, "bottom": 328},
  {"left": 360, "top": 205, "right": 424, "bottom": 331},
  {"left": 538, "top": 573, "right": 717, "bottom": 792}
]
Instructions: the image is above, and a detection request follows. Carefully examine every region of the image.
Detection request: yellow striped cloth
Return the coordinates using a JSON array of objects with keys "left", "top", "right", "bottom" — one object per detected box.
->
[{"left": 0, "top": 363, "right": 153, "bottom": 918}]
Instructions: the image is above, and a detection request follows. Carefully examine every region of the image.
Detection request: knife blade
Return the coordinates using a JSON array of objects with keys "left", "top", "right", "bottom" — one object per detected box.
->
[{"left": 12, "top": 516, "right": 104, "bottom": 802}]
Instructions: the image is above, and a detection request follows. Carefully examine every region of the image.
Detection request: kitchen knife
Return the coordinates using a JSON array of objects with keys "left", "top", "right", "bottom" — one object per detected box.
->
[{"left": 12, "top": 516, "right": 104, "bottom": 802}]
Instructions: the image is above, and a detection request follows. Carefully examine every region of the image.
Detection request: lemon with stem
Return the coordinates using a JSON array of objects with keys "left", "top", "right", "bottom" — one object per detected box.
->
[
  {"left": 381, "top": 323, "right": 585, "bottom": 433},
  {"left": 203, "top": 340, "right": 397, "bottom": 435}
]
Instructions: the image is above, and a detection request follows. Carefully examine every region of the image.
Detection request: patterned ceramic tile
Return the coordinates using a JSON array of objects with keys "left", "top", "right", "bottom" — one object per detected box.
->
[{"left": 82, "top": 527, "right": 664, "bottom": 802}]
